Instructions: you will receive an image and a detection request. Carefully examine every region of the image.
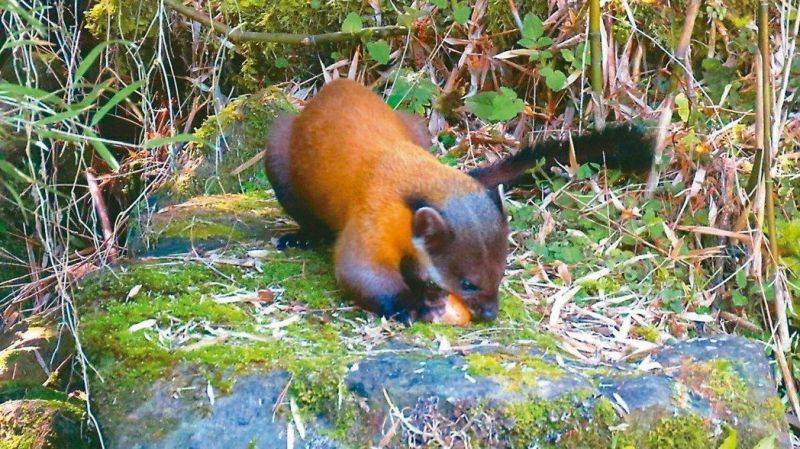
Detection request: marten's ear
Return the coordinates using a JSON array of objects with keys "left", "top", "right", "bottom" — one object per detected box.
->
[{"left": 413, "top": 207, "right": 451, "bottom": 249}]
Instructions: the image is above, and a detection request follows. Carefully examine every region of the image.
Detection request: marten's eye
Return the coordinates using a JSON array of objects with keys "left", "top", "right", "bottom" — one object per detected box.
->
[{"left": 460, "top": 279, "right": 479, "bottom": 292}]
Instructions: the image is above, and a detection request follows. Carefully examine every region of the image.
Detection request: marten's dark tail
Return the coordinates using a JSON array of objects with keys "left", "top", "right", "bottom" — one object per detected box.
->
[{"left": 468, "top": 124, "right": 654, "bottom": 189}]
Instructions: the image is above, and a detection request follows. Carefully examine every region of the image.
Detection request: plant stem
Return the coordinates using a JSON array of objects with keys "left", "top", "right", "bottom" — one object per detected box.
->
[
  {"left": 643, "top": 0, "right": 701, "bottom": 197},
  {"left": 163, "top": 0, "right": 407, "bottom": 45},
  {"left": 588, "top": 0, "right": 602, "bottom": 95}
]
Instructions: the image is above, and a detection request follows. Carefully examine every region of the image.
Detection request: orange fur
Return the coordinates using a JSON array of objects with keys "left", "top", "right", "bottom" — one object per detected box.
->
[{"left": 287, "top": 80, "right": 484, "bottom": 272}]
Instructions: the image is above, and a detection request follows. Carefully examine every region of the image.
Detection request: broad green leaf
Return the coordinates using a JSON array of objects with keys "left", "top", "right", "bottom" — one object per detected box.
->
[
  {"left": 341, "top": 13, "right": 363, "bottom": 33},
  {"left": 275, "top": 57, "right": 289, "bottom": 68},
  {"left": 675, "top": 92, "right": 690, "bottom": 122},
  {"left": 452, "top": 4, "right": 471, "bottom": 24},
  {"left": 537, "top": 36, "right": 553, "bottom": 47},
  {"left": 397, "top": 7, "right": 425, "bottom": 27},
  {"left": 545, "top": 70, "right": 567, "bottom": 91},
  {"left": 465, "top": 88, "right": 524, "bottom": 122},
  {"left": 521, "top": 13, "right": 544, "bottom": 40},
  {"left": 74, "top": 40, "right": 128, "bottom": 82},
  {"left": 91, "top": 80, "right": 144, "bottom": 126},
  {"left": 490, "top": 87, "right": 525, "bottom": 121},
  {"left": 464, "top": 92, "right": 496, "bottom": 120},
  {"left": 386, "top": 76, "right": 437, "bottom": 114},
  {"left": 366, "top": 40, "right": 391, "bottom": 64},
  {"left": 576, "top": 164, "right": 595, "bottom": 180},
  {"left": 732, "top": 291, "right": 748, "bottom": 307},
  {"left": 431, "top": 0, "right": 448, "bottom": 9},
  {"left": 560, "top": 49, "right": 575, "bottom": 62},
  {"left": 718, "top": 428, "right": 737, "bottom": 449},
  {"left": 735, "top": 269, "right": 747, "bottom": 289},
  {"left": 752, "top": 435, "right": 776, "bottom": 449}
]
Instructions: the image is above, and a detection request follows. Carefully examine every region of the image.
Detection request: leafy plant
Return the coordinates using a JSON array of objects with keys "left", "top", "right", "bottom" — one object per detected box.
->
[
  {"left": 366, "top": 40, "right": 391, "bottom": 65},
  {"left": 386, "top": 72, "right": 438, "bottom": 114},
  {"left": 466, "top": 87, "right": 525, "bottom": 122},
  {"left": 341, "top": 12, "right": 363, "bottom": 33},
  {"left": 517, "top": 13, "right": 568, "bottom": 91}
]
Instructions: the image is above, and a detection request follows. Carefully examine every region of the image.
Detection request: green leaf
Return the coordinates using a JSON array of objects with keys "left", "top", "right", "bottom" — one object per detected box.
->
[
  {"left": 521, "top": 13, "right": 544, "bottom": 40},
  {"left": 560, "top": 49, "right": 575, "bottom": 62},
  {"left": 275, "top": 57, "right": 289, "bottom": 68},
  {"left": 84, "top": 128, "right": 120, "bottom": 171},
  {"left": 341, "top": 12, "right": 363, "bottom": 33},
  {"left": 0, "top": 82, "right": 61, "bottom": 105},
  {"left": 675, "top": 92, "right": 690, "bottom": 122},
  {"left": 91, "top": 80, "right": 144, "bottom": 126},
  {"left": 732, "top": 291, "right": 748, "bottom": 307},
  {"left": 310, "top": 0, "right": 321, "bottom": 8},
  {"left": 366, "top": 40, "right": 391, "bottom": 64},
  {"left": 452, "top": 4, "right": 471, "bottom": 24},
  {"left": 464, "top": 92, "right": 496, "bottom": 120},
  {"left": 752, "top": 434, "right": 776, "bottom": 449},
  {"left": 718, "top": 429, "right": 737, "bottom": 449},
  {"left": 75, "top": 40, "right": 128, "bottom": 82},
  {"left": 1, "top": 180, "right": 28, "bottom": 221},
  {"left": 397, "top": 7, "right": 425, "bottom": 27},
  {"left": 576, "top": 164, "right": 595, "bottom": 180},
  {"left": 431, "top": 0, "right": 448, "bottom": 9},
  {"left": 490, "top": 87, "right": 524, "bottom": 121},
  {"left": 0, "top": 159, "right": 34, "bottom": 184},
  {"left": 545, "top": 70, "right": 567, "bottom": 91},
  {"left": 735, "top": 269, "right": 747, "bottom": 289},
  {"left": 465, "top": 88, "right": 525, "bottom": 122},
  {"left": 537, "top": 36, "right": 553, "bottom": 47}
]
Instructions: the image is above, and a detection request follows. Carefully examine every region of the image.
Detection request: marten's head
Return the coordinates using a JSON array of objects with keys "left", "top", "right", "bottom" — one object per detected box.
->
[{"left": 411, "top": 190, "right": 508, "bottom": 321}]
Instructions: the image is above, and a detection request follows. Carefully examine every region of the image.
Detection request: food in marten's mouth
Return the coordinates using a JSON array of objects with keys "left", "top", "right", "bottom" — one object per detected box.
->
[{"left": 432, "top": 293, "right": 471, "bottom": 326}]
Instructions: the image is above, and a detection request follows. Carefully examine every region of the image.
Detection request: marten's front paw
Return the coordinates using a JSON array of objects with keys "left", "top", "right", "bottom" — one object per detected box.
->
[{"left": 275, "top": 232, "right": 313, "bottom": 251}]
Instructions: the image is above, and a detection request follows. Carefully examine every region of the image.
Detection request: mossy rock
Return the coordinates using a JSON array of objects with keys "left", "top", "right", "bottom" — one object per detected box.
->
[
  {"left": 0, "top": 319, "right": 73, "bottom": 387},
  {"left": 75, "top": 191, "right": 790, "bottom": 448},
  {"left": 0, "top": 399, "right": 97, "bottom": 449},
  {"left": 160, "top": 87, "right": 296, "bottom": 202}
]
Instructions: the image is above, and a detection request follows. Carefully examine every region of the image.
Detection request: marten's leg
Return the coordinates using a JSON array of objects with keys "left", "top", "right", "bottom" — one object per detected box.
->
[
  {"left": 334, "top": 224, "right": 418, "bottom": 321},
  {"left": 266, "top": 115, "right": 332, "bottom": 249},
  {"left": 335, "top": 223, "right": 448, "bottom": 322}
]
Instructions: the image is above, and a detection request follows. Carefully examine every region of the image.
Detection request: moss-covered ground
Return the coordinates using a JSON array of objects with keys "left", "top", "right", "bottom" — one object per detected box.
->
[{"left": 68, "top": 189, "right": 787, "bottom": 448}]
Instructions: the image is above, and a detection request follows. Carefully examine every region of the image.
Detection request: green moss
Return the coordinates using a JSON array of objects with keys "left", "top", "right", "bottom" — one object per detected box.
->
[
  {"left": 502, "top": 391, "right": 620, "bottom": 448},
  {"left": 677, "top": 358, "right": 751, "bottom": 416},
  {"left": 160, "top": 219, "right": 247, "bottom": 241},
  {"left": 174, "top": 89, "right": 297, "bottom": 196},
  {"left": 85, "top": 0, "right": 158, "bottom": 40},
  {"left": 644, "top": 414, "right": 712, "bottom": 449},
  {"left": 466, "top": 352, "right": 562, "bottom": 391},
  {"left": 75, "top": 248, "right": 356, "bottom": 428},
  {"left": 632, "top": 324, "right": 661, "bottom": 343},
  {"left": 0, "top": 382, "right": 74, "bottom": 404},
  {"left": 0, "top": 399, "right": 95, "bottom": 449}
]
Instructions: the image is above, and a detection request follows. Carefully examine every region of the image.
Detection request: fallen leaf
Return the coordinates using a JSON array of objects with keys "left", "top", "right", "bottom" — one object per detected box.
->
[{"left": 128, "top": 319, "right": 156, "bottom": 333}]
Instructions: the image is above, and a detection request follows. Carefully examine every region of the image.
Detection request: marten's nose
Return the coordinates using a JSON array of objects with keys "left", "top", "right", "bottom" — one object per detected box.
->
[{"left": 478, "top": 302, "right": 498, "bottom": 321}]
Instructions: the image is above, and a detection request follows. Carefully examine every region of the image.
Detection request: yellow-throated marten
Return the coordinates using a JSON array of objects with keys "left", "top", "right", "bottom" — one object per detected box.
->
[{"left": 265, "top": 79, "right": 652, "bottom": 323}]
